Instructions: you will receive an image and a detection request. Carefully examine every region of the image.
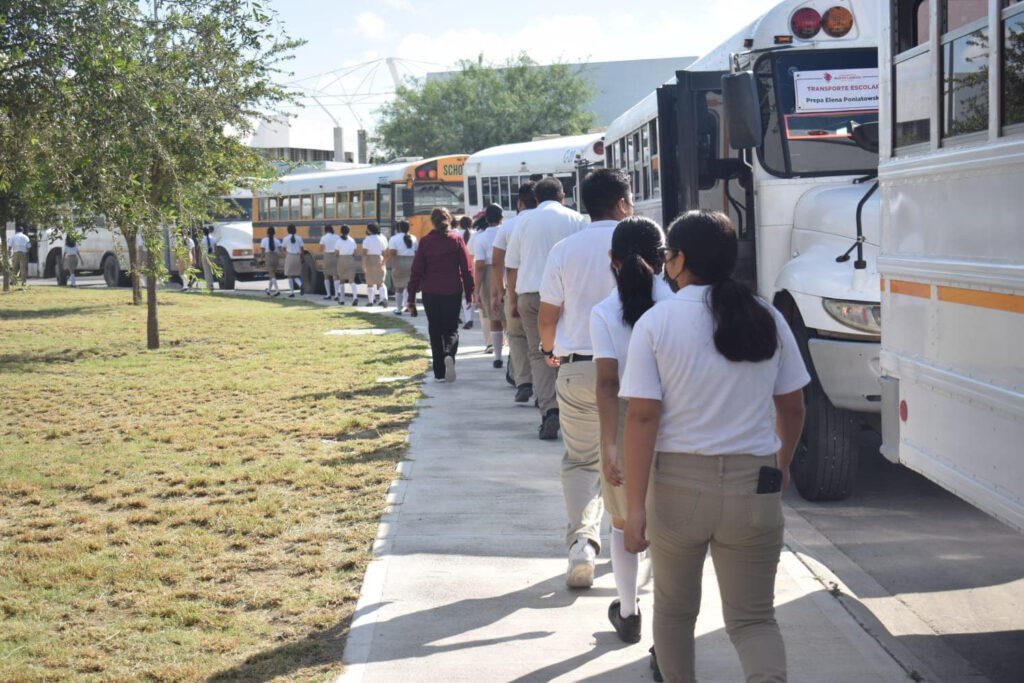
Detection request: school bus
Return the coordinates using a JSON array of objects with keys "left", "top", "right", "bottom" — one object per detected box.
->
[{"left": 251, "top": 155, "right": 467, "bottom": 291}]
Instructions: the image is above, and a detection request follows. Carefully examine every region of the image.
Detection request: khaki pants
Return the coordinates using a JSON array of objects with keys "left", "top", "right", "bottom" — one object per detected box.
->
[
  {"left": 647, "top": 452, "right": 786, "bottom": 683},
  {"left": 505, "top": 294, "right": 532, "bottom": 387},
  {"left": 201, "top": 251, "right": 216, "bottom": 289},
  {"left": 11, "top": 251, "right": 28, "bottom": 283},
  {"left": 556, "top": 360, "right": 603, "bottom": 550},
  {"left": 516, "top": 291, "right": 557, "bottom": 414}
]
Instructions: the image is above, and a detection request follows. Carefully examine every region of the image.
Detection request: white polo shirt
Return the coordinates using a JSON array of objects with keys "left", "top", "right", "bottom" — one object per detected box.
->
[
  {"left": 590, "top": 278, "right": 675, "bottom": 382},
  {"left": 505, "top": 201, "right": 587, "bottom": 294},
  {"left": 282, "top": 234, "right": 304, "bottom": 254},
  {"left": 201, "top": 234, "right": 217, "bottom": 254},
  {"left": 259, "top": 236, "right": 278, "bottom": 252},
  {"left": 492, "top": 209, "right": 531, "bottom": 252},
  {"left": 538, "top": 220, "right": 617, "bottom": 356},
  {"left": 362, "top": 233, "right": 387, "bottom": 256},
  {"left": 620, "top": 285, "right": 810, "bottom": 456},
  {"left": 320, "top": 232, "right": 340, "bottom": 254},
  {"left": 334, "top": 236, "right": 357, "bottom": 256},
  {"left": 472, "top": 226, "right": 499, "bottom": 265},
  {"left": 388, "top": 232, "right": 417, "bottom": 256},
  {"left": 9, "top": 232, "right": 30, "bottom": 252}
]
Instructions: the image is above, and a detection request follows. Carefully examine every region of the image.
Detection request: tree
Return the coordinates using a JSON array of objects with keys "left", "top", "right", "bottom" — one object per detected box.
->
[{"left": 374, "top": 53, "right": 596, "bottom": 158}]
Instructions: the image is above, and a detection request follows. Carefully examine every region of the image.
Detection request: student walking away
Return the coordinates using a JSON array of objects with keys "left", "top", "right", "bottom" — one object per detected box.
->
[
  {"left": 505, "top": 177, "right": 587, "bottom": 439},
  {"left": 362, "top": 223, "right": 389, "bottom": 306},
  {"left": 176, "top": 230, "right": 196, "bottom": 291},
  {"left": 8, "top": 226, "right": 30, "bottom": 285},
  {"left": 260, "top": 226, "right": 281, "bottom": 296},
  {"left": 473, "top": 204, "right": 505, "bottom": 367},
  {"left": 320, "top": 225, "right": 340, "bottom": 300},
  {"left": 620, "top": 210, "right": 810, "bottom": 683},
  {"left": 62, "top": 236, "right": 80, "bottom": 287},
  {"left": 406, "top": 207, "right": 474, "bottom": 383},
  {"left": 457, "top": 215, "right": 476, "bottom": 329},
  {"left": 387, "top": 220, "right": 417, "bottom": 314},
  {"left": 282, "top": 224, "right": 304, "bottom": 297},
  {"left": 590, "top": 216, "right": 673, "bottom": 649},
  {"left": 491, "top": 182, "right": 538, "bottom": 401},
  {"left": 536, "top": 168, "right": 633, "bottom": 588},
  {"left": 200, "top": 226, "right": 217, "bottom": 291},
  {"left": 334, "top": 224, "right": 358, "bottom": 305}
]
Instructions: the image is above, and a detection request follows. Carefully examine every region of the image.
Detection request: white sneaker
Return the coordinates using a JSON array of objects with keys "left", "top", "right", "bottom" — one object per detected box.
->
[
  {"left": 567, "top": 540, "right": 596, "bottom": 588},
  {"left": 444, "top": 355, "right": 456, "bottom": 382}
]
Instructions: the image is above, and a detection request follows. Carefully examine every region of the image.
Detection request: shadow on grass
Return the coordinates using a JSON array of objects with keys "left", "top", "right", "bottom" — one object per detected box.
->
[
  {"left": 0, "top": 347, "right": 114, "bottom": 371},
  {"left": 289, "top": 378, "right": 422, "bottom": 404},
  {"left": 0, "top": 304, "right": 110, "bottom": 320}
]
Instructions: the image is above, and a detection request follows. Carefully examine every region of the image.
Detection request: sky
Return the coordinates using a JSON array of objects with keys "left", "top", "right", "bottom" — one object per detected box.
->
[{"left": 262, "top": 0, "right": 783, "bottom": 148}]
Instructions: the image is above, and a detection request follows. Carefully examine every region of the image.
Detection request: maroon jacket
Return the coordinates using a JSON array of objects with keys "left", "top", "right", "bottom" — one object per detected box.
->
[{"left": 406, "top": 229, "right": 474, "bottom": 300}]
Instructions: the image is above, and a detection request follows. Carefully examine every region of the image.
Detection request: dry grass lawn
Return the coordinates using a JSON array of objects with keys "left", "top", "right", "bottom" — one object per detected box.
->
[{"left": 0, "top": 286, "right": 427, "bottom": 681}]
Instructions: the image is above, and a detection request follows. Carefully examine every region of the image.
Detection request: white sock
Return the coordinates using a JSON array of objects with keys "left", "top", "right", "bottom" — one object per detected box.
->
[
  {"left": 288, "top": 279, "right": 295, "bottom": 293},
  {"left": 349, "top": 283, "right": 357, "bottom": 300},
  {"left": 611, "top": 527, "right": 640, "bottom": 617},
  {"left": 490, "top": 331, "right": 503, "bottom": 359}
]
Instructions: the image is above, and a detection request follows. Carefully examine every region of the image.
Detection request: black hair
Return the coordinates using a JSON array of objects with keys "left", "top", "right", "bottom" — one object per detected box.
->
[
  {"left": 203, "top": 225, "right": 213, "bottom": 236},
  {"left": 398, "top": 220, "right": 412, "bottom": 248},
  {"left": 367, "top": 222, "right": 380, "bottom": 235},
  {"left": 611, "top": 216, "right": 665, "bottom": 327},
  {"left": 14, "top": 225, "right": 23, "bottom": 233},
  {"left": 267, "top": 226, "right": 276, "bottom": 251},
  {"left": 287, "top": 223, "right": 296, "bottom": 244},
  {"left": 340, "top": 224, "right": 350, "bottom": 240},
  {"left": 458, "top": 215, "right": 472, "bottom": 242},
  {"left": 582, "top": 168, "right": 630, "bottom": 220},
  {"left": 324, "top": 225, "right": 334, "bottom": 234},
  {"left": 517, "top": 181, "right": 538, "bottom": 209},
  {"left": 65, "top": 235, "right": 77, "bottom": 248},
  {"left": 534, "top": 177, "right": 564, "bottom": 204},
  {"left": 484, "top": 203, "right": 503, "bottom": 227},
  {"left": 666, "top": 210, "right": 777, "bottom": 362}
]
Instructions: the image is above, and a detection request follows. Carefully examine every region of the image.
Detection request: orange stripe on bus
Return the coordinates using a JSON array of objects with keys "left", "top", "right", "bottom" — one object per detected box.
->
[
  {"left": 937, "top": 286, "right": 1024, "bottom": 314},
  {"left": 889, "top": 279, "right": 930, "bottom": 298},
  {"left": 880, "top": 277, "right": 886, "bottom": 292}
]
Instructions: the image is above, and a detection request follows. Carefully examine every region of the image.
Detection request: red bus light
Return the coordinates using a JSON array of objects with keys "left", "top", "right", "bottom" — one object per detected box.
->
[
  {"left": 416, "top": 169, "right": 426, "bottom": 179},
  {"left": 791, "top": 7, "right": 822, "bottom": 39}
]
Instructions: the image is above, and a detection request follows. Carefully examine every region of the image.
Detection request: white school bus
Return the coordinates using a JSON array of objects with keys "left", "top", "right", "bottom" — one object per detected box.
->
[
  {"left": 607, "top": 0, "right": 883, "bottom": 501},
  {"left": 876, "top": 0, "right": 1024, "bottom": 531}
]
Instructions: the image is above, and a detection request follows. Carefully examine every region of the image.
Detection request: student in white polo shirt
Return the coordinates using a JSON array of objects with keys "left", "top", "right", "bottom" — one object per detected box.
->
[
  {"left": 62, "top": 235, "right": 80, "bottom": 287},
  {"left": 361, "top": 223, "right": 389, "bottom": 306},
  {"left": 505, "top": 177, "right": 587, "bottom": 440},
  {"left": 490, "top": 182, "right": 537, "bottom": 400},
  {"left": 620, "top": 210, "right": 810, "bottom": 683},
  {"left": 282, "top": 224, "right": 304, "bottom": 297},
  {"left": 536, "top": 168, "right": 633, "bottom": 588},
  {"left": 199, "top": 226, "right": 218, "bottom": 291},
  {"left": 589, "top": 215, "right": 673, "bottom": 648},
  {"left": 8, "top": 226, "right": 31, "bottom": 285},
  {"left": 473, "top": 204, "right": 505, "bottom": 367},
  {"left": 386, "top": 220, "right": 417, "bottom": 314},
  {"left": 334, "top": 224, "right": 358, "bottom": 305},
  {"left": 319, "top": 225, "right": 340, "bottom": 301}
]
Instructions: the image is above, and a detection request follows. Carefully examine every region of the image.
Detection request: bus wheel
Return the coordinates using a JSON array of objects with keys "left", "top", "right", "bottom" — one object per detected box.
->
[
  {"left": 300, "top": 253, "right": 324, "bottom": 295},
  {"left": 102, "top": 255, "right": 126, "bottom": 288},
  {"left": 779, "top": 296, "right": 859, "bottom": 502},
  {"left": 216, "top": 248, "right": 236, "bottom": 290},
  {"left": 48, "top": 249, "right": 66, "bottom": 284}
]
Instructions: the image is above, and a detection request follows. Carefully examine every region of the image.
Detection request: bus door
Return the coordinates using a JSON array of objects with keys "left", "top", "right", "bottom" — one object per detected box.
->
[
  {"left": 376, "top": 183, "right": 394, "bottom": 236},
  {"left": 673, "top": 69, "right": 757, "bottom": 291}
]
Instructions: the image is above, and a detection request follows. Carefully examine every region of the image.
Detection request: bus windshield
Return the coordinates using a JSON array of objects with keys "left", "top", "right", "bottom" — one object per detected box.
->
[
  {"left": 756, "top": 49, "right": 878, "bottom": 177},
  {"left": 398, "top": 182, "right": 465, "bottom": 218}
]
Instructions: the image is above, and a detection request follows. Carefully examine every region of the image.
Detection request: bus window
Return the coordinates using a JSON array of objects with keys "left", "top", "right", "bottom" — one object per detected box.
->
[
  {"left": 313, "top": 194, "right": 325, "bottom": 219},
  {"left": 500, "top": 176, "right": 511, "bottom": 210},
  {"left": 379, "top": 187, "right": 391, "bottom": 220},
  {"left": 337, "top": 192, "right": 349, "bottom": 218},
  {"left": 1004, "top": 5, "right": 1024, "bottom": 126},
  {"left": 413, "top": 183, "right": 464, "bottom": 215},
  {"left": 363, "top": 190, "right": 376, "bottom": 218},
  {"left": 290, "top": 196, "right": 301, "bottom": 220},
  {"left": 649, "top": 120, "right": 660, "bottom": 198},
  {"left": 641, "top": 125, "right": 651, "bottom": 199},
  {"left": 942, "top": 23, "right": 989, "bottom": 137},
  {"left": 325, "top": 193, "right": 335, "bottom": 219},
  {"left": 944, "top": 0, "right": 987, "bottom": 32},
  {"left": 258, "top": 198, "right": 268, "bottom": 221},
  {"left": 467, "top": 176, "right": 478, "bottom": 206},
  {"left": 482, "top": 177, "right": 492, "bottom": 205},
  {"left": 300, "top": 195, "right": 313, "bottom": 220},
  {"left": 350, "top": 192, "right": 361, "bottom": 218}
]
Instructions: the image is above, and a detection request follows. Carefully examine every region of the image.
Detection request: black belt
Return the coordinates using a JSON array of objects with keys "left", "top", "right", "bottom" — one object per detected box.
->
[{"left": 559, "top": 354, "right": 593, "bottom": 364}]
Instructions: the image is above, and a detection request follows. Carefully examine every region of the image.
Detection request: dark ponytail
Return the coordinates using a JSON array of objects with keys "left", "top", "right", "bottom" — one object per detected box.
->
[
  {"left": 399, "top": 220, "right": 412, "bottom": 248},
  {"left": 666, "top": 210, "right": 777, "bottom": 362},
  {"left": 267, "top": 226, "right": 276, "bottom": 251},
  {"left": 611, "top": 216, "right": 664, "bottom": 327},
  {"left": 287, "top": 223, "right": 296, "bottom": 244},
  {"left": 340, "top": 225, "right": 350, "bottom": 241}
]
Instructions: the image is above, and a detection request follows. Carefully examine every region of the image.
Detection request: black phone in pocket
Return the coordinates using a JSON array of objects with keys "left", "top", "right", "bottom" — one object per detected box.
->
[{"left": 756, "top": 466, "right": 783, "bottom": 494}]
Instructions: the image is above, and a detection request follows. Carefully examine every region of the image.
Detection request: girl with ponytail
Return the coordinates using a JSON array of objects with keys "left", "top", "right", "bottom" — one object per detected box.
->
[
  {"left": 386, "top": 220, "right": 418, "bottom": 314},
  {"left": 334, "top": 225, "right": 358, "bottom": 305},
  {"left": 589, "top": 215, "right": 673, "bottom": 646},
  {"left": 618, "top": 210, "right": 810, "bottom": 682},
  {"left": 259, "top": 226, "right": 281, "bottom": 296}
]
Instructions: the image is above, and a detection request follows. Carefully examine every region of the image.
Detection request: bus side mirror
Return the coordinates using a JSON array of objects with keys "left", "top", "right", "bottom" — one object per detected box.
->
[{"left": 722, "top": 72, "right": 763, "bottom": 150}]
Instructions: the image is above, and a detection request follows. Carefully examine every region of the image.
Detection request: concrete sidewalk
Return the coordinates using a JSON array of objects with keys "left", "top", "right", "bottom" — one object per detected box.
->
[{"left": 335, "top": 310, "right": 913, "bottom": 683}]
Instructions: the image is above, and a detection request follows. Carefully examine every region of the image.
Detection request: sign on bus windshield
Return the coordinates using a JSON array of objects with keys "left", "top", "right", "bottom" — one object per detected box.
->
[{"left": 794, "top": 68, "right": 879, "bottom": 113}]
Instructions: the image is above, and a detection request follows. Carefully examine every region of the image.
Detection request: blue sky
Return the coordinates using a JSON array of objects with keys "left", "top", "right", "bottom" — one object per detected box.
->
[{"left": 262, "top": 0, "right": 782, "bottom": 142}]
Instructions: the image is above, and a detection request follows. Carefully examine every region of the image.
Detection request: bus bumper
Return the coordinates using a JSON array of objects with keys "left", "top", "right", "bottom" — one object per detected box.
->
[
  {"left": 807, "top": 337, "right": 881, "bottom": 413},
  {"left": 232, "top": 258, "right": 259, "bottom": 275}
]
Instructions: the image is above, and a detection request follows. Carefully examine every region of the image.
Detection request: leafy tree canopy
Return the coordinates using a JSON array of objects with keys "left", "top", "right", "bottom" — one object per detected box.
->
[{"left": 374, "top": 53, "right": 596, "bottom": 159}]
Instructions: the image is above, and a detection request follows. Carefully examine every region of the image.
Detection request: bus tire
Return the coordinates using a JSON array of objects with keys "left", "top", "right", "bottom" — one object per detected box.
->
[
  {"left": 776, "top": 294, "right": 859, "bottom": 502},
  {"left": 216, "top": 248, "right": 236, "bottom": 290},
  {"left": 301, "top": 253, "right": 324, "bottom": 295},
  {"left": 47, "top": 249, "right": 66, "bottom": 284},
  {"left": 102, "top": 254, "right": 128, "bottom": 287}
]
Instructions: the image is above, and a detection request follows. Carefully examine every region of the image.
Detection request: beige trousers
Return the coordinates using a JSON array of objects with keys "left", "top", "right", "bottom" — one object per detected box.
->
[
  {"left": 505, "top": 293, "right": 532, "bottom": 388},
  {"left": 556, "top": 360, "right": 604, "bottom": 550},
  {"left": 11, "top": 251, "right": 28, "bottom": 283},
  {"left": 201, "top": 251, "right": 215, "bottom": 289},
  {"left": 647, "top": 452, "right": 786, "bottom": 683},
  {"left": 516, "top": 291, "right": 557, "bottom": 414}
]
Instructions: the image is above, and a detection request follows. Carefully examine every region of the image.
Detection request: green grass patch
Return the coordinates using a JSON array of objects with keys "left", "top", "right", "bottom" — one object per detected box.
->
[{"left": 0, "top": 287, "right": 427, "bottom": 681}]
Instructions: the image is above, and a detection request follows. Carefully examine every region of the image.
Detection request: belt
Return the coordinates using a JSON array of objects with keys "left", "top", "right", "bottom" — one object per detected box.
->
[{"left": 559, "top": 353, "right": 593, "bottom": 364}]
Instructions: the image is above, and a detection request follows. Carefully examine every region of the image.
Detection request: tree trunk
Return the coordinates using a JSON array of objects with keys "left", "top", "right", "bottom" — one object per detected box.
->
[
  {"left": 127, "top": 232, "right": 142, "bottom": 305},
  {"left": 0, "top": 221, "right": 9, "bottom": 293},
  {"left": 146, "top": 246, "right": 159, "bottom": 349}
]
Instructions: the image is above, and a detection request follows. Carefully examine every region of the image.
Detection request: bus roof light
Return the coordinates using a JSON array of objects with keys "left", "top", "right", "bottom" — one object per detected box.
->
[
  {"left": 775, "top": 35, "right": 794, "bottom": 44},
  {"left": 791, "top": 7, "right": 821, "bottom": 39},
  {"left": 428, "top": 169, "right": 437, "bottom": 178},
  {"left": 822, "top": 7, "right": 853, "bottom": 37}
]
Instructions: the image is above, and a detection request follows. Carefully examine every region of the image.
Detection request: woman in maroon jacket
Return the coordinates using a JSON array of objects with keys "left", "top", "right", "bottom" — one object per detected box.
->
[{"left": 407, "top": 207, "right": 475, "bottom": 382}]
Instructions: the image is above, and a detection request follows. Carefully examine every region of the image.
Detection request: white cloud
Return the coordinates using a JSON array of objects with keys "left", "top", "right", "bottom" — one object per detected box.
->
[{"left": 356, "top": 12, "right": 392, "bottom": 41}]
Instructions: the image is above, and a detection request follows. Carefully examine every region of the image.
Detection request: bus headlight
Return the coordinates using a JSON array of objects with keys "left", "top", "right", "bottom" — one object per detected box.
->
[
  {"left": 231, "top": 249, "right": 253, "bottom": 257},
  {"left": 823, "top": 299, "right": 881, "bottom": 334}
]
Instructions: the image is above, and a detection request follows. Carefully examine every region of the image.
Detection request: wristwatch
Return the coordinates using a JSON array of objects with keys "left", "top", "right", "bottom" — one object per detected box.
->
[{"left": 541, "top": 346, "right": 555, "bottom": 359}]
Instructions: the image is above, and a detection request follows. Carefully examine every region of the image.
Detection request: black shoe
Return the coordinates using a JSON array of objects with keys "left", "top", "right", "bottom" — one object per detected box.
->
[
  {"left": 463, "top": 320, "right": 473, "bottom": 330},
  {"left": 607, "top": 600, "right": 641, "bottom": 644},
  {"left": 650, "top": 646, "right": 663, "bottom": 682},
  {"left": 514, "top": 384, "right": 533, "bottom": 403},
  {"left": 505, "top": 361, "right": 515, "bottom": 386},
  {"left": 539, "top": 409, "right": 560, "bottom": 440},
  {"left": 492, "top": 359, "right": 503, "bottom": 369}
]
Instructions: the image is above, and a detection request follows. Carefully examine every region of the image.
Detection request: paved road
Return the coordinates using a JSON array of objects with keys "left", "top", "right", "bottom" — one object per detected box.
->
[{"left": 785, "top": 433, "right": 1024, "bottom": 683}]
